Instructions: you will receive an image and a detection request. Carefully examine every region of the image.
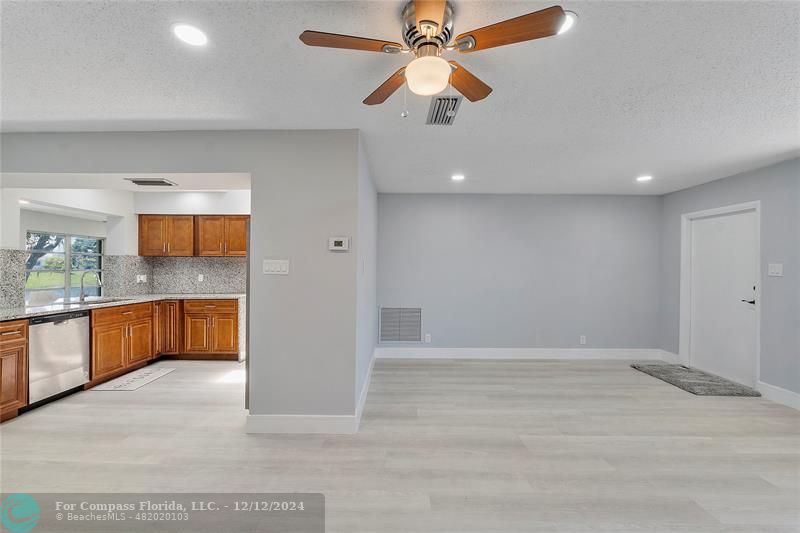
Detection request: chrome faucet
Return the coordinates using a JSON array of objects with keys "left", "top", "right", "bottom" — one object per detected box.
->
[{"left": 79, "top": 271, "right": 102, "bottom": 302}]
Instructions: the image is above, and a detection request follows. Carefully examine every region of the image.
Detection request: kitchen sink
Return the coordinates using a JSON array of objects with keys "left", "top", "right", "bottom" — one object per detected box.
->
[{"left": 72, "top": 297, "right": 134, "bottom": 306}]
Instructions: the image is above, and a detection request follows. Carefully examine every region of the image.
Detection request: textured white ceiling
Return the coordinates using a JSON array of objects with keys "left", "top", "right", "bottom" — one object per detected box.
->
[{"left": 2, "top": 1, "right": 798, "bottom": 194}]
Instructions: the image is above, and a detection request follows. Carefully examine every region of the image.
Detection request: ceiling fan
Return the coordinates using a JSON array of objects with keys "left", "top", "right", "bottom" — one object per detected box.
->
[{"left": 299, "top": 1, "right": 576, "bottom": 105}]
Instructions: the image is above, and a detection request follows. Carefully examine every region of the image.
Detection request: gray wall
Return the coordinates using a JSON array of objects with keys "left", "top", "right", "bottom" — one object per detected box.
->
[
  {"left": 659, "top": 158, "right": 800, "bottom": 393},
  {"left": 355, "top": 137, "right": 377, "bottom": 400},
  {"left": 378, "top": 194, "right": 662, "bottom": 349},
  {"left": 1, "top": 130, "right": 364, "bottom": 417}
]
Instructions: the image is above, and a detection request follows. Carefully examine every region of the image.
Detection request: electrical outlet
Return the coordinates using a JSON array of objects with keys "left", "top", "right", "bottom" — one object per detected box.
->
[
  {"left": 198, "top": 274, "right": 204, "bottom": 282},
  {"left": 135, "top": 274, "right": 147, "bottom": 284},
  {"left": 580, "top": 335, "right": 587, "bottom": 345},
  {"left": 424, "top": 333, "right": 431, "bottom": 344}
]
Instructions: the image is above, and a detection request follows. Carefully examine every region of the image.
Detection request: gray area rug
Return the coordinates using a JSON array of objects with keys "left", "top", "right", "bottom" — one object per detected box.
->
[
  {"left": 631, "top": 363, "right": 761, "bottom": 397},
  {"left": 91, "top": 367, "right": 175, "bottom": 391}
]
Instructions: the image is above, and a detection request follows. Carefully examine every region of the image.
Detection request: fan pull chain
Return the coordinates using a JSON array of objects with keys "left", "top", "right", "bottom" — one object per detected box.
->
[
  {"left": 447, "top": 67, "right": 456, "bottom": 117},
  {"left": 400, "top": 82, "right": 409, "bottom": 118}
]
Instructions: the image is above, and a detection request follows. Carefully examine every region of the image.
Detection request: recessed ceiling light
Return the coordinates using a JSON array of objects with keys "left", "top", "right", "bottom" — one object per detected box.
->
[
  {"left": 18, "top": 199, "right": 30, "bottom": 204},
  {"left": 636, "top": 175, "right": 653, "bottom": 183},
  {"left": 558, "top": 11, "right": 578, "bottom": 35},
  {"left": 451, "top": 174, "right": 465, "bottom": 182},
  {"left": 172, "top": 23, "right": 208, "bottom": 46}
]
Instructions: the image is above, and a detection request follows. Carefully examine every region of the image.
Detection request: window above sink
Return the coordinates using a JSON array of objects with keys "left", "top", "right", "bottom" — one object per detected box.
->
[{"left": 25, "top": 232, "right": 104, "bottom": 307}]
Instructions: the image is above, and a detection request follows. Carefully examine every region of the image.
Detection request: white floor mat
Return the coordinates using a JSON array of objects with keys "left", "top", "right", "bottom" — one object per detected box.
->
[{"left": 90, "top": 367, "right": 175, "bottom": 391}]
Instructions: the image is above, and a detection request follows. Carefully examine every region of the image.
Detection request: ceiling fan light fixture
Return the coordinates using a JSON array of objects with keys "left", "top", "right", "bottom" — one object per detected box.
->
[
  {"left": 172, "top": 23, "right": 208, "bottom": 46},
  {"left": 405, "top": 55, "right": 451, "bottom": 96},
  {"left": 557, "top": 11, "right": 578, "bottom": 35}
]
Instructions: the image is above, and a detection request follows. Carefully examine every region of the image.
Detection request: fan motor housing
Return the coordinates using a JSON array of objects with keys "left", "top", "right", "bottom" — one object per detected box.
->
[{"left": 401, "top": 0, "right": 454, "bottom": 50}]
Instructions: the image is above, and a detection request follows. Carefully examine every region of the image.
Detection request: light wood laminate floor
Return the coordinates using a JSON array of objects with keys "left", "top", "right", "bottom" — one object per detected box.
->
[{"left": 2, "top": 359, "right": 799, "bottom": 532}]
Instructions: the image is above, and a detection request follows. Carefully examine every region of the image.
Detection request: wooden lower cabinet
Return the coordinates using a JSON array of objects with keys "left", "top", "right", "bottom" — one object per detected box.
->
[
  {"left": 183, "top": 300, "right": 238, "bottom": 359},
  {"left": 90, "top": 303, "right": 153, "bottom": 383},
  {"left": 128, "top": 318, "right": 154, "bottom": 365},
  {"left": 90, "top": 299, "right": 237, "bottom": 384},
  {"left": 184, "top": 315, "right": 211, "bottom": 353},
  {"left": 0, "top": 320, "right": 28, "bottom": 422},
  {"left": 211, "top": 315, "right": 238, "bottom": 353},
  {"left": 162, "top": 301, "right": 181, "bottom": 355},
  {"left": 92, "top": 323, "right": 127, "bottom": 379}
]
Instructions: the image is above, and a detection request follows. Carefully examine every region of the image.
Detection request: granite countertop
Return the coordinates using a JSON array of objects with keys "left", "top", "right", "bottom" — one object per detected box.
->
[{"left": 0, "top": 293, "right": 246, "bottom": 322}]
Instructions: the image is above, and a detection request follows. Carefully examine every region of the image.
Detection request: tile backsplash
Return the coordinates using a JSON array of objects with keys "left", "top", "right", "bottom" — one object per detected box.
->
[
  {"left": 0, "top": 252, "right": 247, "bottom": 309},
  {"left": 150, "top": 256, "right": 247, "bottom": 294},
  {"left": 103, "top": 255, "right": 153, "bottom": 297},
  {"left": 0, "top": 249, "right": 27, "bottom": 309}
]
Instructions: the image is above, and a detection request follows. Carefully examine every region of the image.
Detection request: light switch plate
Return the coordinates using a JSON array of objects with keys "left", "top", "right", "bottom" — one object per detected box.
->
[
  {"left": 263, "top": 259, "right": 290, "bottom": 275},
  {"left": 768, "top": 263, "right": 784, "bottom": 277}
]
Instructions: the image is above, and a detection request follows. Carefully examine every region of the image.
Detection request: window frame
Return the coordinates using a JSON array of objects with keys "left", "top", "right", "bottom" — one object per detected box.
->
[{"left": 24, "top": 230, "right": 105, "bottom": 304}]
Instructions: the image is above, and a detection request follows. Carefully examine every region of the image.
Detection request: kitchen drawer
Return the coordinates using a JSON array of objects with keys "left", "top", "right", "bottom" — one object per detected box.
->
[
  {"left": 92, "top": 303, "right": 153, "bottom": 326},
  {"left": 183, "top": 299, "right": 237, "bottom": 314},
  {"left": 0, "top": 320, "right": 28, "bottom": 345}
]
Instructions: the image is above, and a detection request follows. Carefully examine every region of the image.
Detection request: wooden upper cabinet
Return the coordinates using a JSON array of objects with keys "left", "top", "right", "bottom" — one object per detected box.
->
[
  {"left": 196, "top": 215, "right": 249, "bottom": 256},
  {"left": 224, "top": 216, "right": 249, "bottom": 256},
  {"left": 167, "top": 216, "right": 194, "bottom": 256},
  {"left": 139, "top": 215, "right": 168, "bottom": 256},
  {"left": 141, "top": 215, "right": 247, "bottom": 257},
  {"left": 195, "top": 216, "right": 226, "bottom": 256},
  {"left": 138, "top": 215, "right": 194, "bottom": 256}
]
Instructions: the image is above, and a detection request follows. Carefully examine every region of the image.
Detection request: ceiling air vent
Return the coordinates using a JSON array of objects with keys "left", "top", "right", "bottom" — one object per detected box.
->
[
  {"left": 426, "top": 95, "right": 462, "bottom": 126},
  {"left": 380, "top": 307, "right": 422, "bottom": 343},
  {"left": 124, "top": 177, "right": 177, "bottom": 187}
]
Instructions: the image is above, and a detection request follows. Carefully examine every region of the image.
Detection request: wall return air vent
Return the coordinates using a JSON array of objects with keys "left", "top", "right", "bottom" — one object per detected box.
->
[
  {"left": 426, "top": 95, "right": 462, "bottom": 126},
  {"left": 124, "top": 177, "right": 178, "bottom": 187},
  {"left": 380, "top": 307, "right": 422, "bottom": 342}
]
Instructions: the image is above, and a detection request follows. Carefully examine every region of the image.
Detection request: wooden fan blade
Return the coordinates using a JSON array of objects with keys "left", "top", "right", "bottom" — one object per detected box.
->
[
  {"left": 448, "top": 62, "right": 492, "bottom": 102},
  {"left": 415, "top": 0, "right": 447, "bottom": 35},
  {"left": 454, "top": 5, "right": 565, "bottom": 53},
  {"left": 363, "top": 68, "right": 407, "bottom": 105},
  {"left": 299, "top": 30, "right": 401, "bottom": 53}
]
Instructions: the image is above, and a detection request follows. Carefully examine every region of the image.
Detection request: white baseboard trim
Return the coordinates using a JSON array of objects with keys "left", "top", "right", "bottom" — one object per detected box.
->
[
  {"left": 246, "top": 354, "right": 376, "bottom": 434},
  {"left": 757, "top": 381, "right": 800, "bottom": 410},
  {"left": 657, "top": 350, "right": 681, "bottom": 363},
  {"left": 355, "top": 354, "right": 375, "bottom": 430},
  {"left": 375, "top": 347, "right": 668, "bottom": 360}
]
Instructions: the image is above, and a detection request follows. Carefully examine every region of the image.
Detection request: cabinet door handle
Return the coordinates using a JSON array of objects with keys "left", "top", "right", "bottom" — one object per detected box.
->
[
  {"left": 168, "top": 242, "right": 171, "bottom": 254},
  {"left": 0, "top": 331, "right": 18, "bottom": 336},
  {"left": 224, "top": 242, "right": 227, "bottom": 254},
  {"left": 122, "top": 311, "right": 133, "bottom": 315},
  {"left": 163, "top": 242, "right": 166, "bottom": 254},
  {"left": 205, "top": 305, "right": 217, "bottom": 309}
]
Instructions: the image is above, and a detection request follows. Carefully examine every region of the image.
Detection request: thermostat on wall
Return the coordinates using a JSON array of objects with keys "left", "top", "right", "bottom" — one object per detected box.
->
[{"left": 328, "top": 237, "right": 350, "bottom": 252}]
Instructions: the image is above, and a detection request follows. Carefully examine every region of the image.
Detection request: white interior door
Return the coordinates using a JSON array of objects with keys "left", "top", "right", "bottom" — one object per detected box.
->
[{"left": 689, "top": 209, "right": 758, "bottom": 387}]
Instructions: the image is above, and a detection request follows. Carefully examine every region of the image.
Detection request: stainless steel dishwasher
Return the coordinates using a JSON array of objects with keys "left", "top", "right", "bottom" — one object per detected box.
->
[{"left": 28, "top": 311, "right": 90, "bottom": 404}]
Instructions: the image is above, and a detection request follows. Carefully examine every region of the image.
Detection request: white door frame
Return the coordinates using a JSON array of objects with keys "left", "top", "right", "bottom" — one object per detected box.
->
[{"left": 679, "top": 201, "right": 761, "bottom": 383}]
